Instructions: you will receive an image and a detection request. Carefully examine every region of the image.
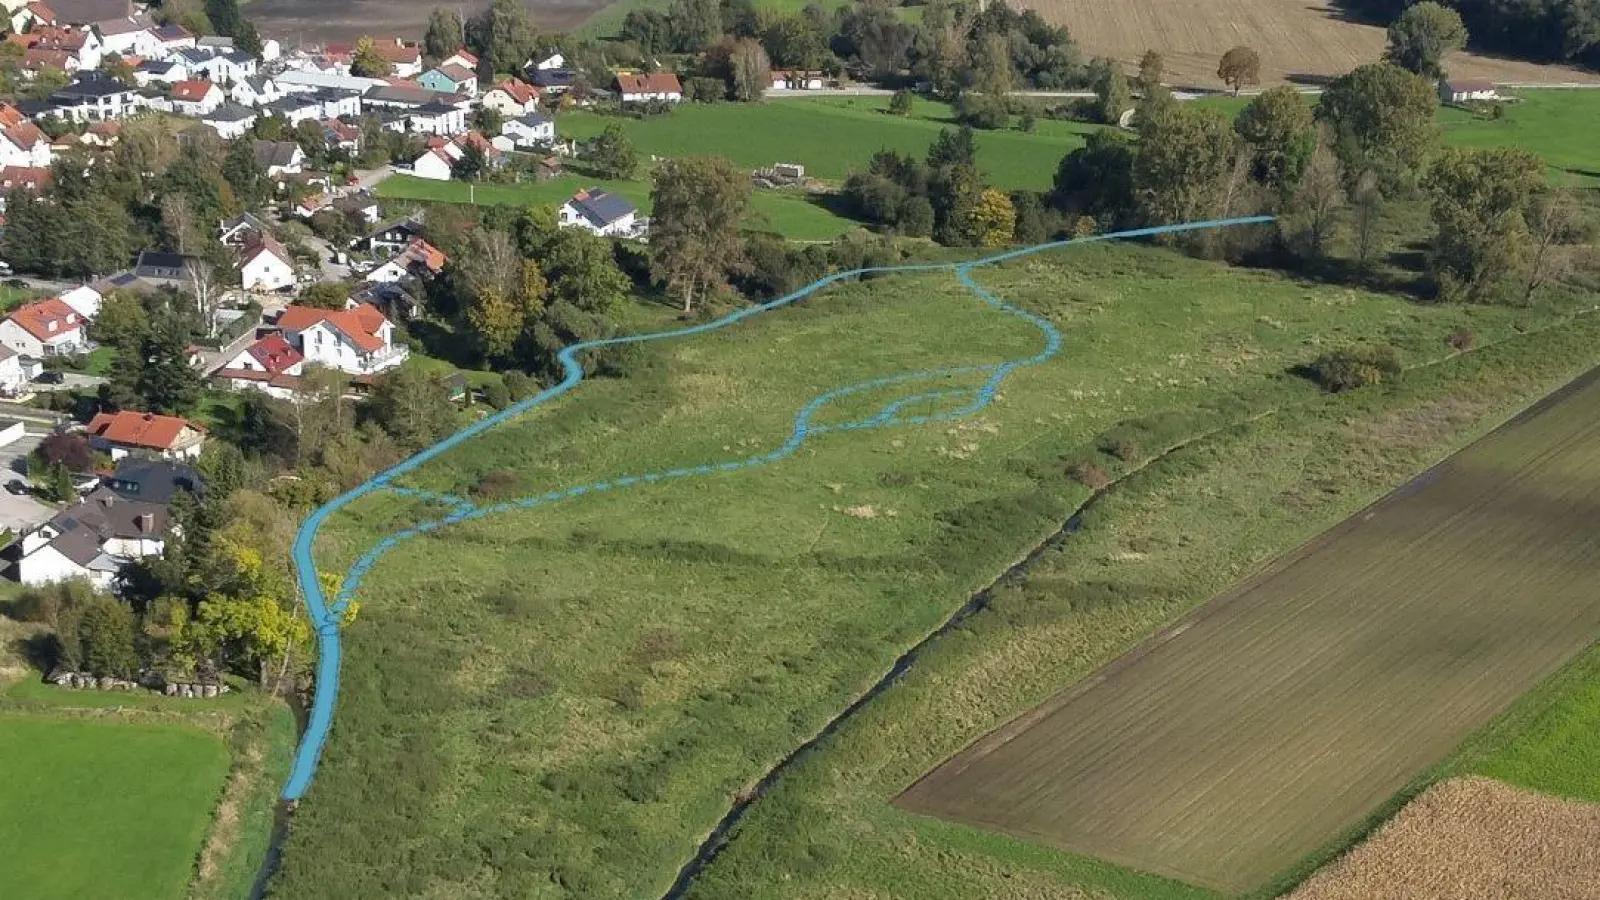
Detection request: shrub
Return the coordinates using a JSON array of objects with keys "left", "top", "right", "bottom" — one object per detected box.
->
[
  {"left": 1099, "top": 436, "right": 1140, "bottom": 462},
  {"left": 503, "top": 371, "right": 536, "bottom": 401},
  {"left": 1306, "top": 343, "right": 1402, "bottom": 392},
  {"left": 1067, "top": 459, "right": 1109, "bottom": 489},
  {"left": 471, "top": 469, "right": 524, "bottom": 500},
  {"left": 483, "top": 379, "right": 511, "bottom": 410},
  {"left": 1447, "top": 326, "right": 1474, "bottom": 351}
]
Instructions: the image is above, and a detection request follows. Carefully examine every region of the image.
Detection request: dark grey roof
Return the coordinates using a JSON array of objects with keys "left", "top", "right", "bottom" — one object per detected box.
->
[
  {"left": 137, "top": 60, "right": 176, "bottom": 74},
  {"left": 170, "top": 47, "right": 211, "bottom": 66},
  {"left": 362, "top": 85, "right": 457, "bottom": 108},
  {"left": 134, "top": 251, "right": 189, "bottom": 279},
  {"left": 151, "top": 24, "right": 192, "bottom": 42},
  {"left": 48, "top": 522, "right": 105, "bottom": 566},
  {"left": 512, "top": 113, "right": 551, "bottom": 127},
  {"left": 266, "top": 95, "right": 319, "bottom": 114},
  {"left": 205, "top": 102, "right": 256, "bottom": 123},
  {"left": 567, "top": 190, "right": 636, "bottom": 227},
  {"left": 333, "top": 191, "right": 377, "bottom": 213},
  {"left": 104, "top": 459, "right": 203, "bottom": 505},
  {"left": 222, "top": 50, "right": 254, "bottom": 65},
  {"left": 197, "top": 35, "right": 234, "bottom": 49},
  {"left": 529, "top": 69, "right": 576, "bottom": 88},
  {"left": 413, "top": 101, "right": 458, "bottom": 115},
  {"left": 16, "top": 100, "right": 56, "bottom": 119},
  {"left": 44, "top": 487, "right": 169, "bottom": 565},
  {"left": 241, "top": 75, "right": 273, "bottom": 93},
  {"left": 47, "top": 0, "right": 130, "bottom": 24},
  {"left": 53, "top": 73, "right": 132, "bottom": 101},
  {"left": 253, "top": 140, "right": 300, "bottom": 168}
]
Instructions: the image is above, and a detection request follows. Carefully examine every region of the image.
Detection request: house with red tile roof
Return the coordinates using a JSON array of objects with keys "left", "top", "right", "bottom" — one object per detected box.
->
[
  {"left": 615, "top": 71, "right": 682, "bottom": 103},
  {"left": 169, "top": 78, "right": 222, "bottom": 116},
  {"left": 274, "top": 302, "right": 406, "bottom": 375},
  {"left": 481, "top": 77, "right": 541, "bottom": 116},
  {"left": 366, "top": 236, "right": 447, "bottom": 285},
  {"left": 215, "top": 332, "right": 306, "bottom": 398},
  {"left": 0, "top": 165, "right": 53, "bottom": 194},
  {"left": 0, "top": 297, "right": 87, "bottom": 357},
  {"left": 440, "top": 49, "right": 478, "bottom": 71},
  {"left": 87, "top": 409, "right": 207, "bottom": 460}
]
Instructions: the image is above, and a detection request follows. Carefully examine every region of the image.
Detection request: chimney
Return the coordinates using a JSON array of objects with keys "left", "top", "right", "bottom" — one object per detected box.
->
[
  {"left": 99, "top": 493, "right": 113, "bottom": 507},
  {"left": 136, "top": 512, "right": 155, "bottom": 533}
]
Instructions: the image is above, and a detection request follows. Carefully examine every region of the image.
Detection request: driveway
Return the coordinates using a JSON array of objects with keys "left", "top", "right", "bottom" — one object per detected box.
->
[
  {"left": 0, "top": 433, "right": 58, "bottom": 534},
  {"left": 30, "top": 373, "right": 106, "bottom": 393}
]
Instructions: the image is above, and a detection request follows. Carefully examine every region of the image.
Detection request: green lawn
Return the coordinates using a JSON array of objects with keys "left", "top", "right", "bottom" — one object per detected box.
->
[
  {"left": 378, "top": 172, "right": 860, "bottom": 241},
  {"left": 0, "top": 716, "right": 231, "bottom": 900},
  {"left": 1199, "top": 88, "right": 1600, "bottom": 185},
  {"left": 553, "top": 97, "right": 1093, "bottom": 189},
  {"left": 268, "top": 236, "right": 1600, "bottom": 898}
]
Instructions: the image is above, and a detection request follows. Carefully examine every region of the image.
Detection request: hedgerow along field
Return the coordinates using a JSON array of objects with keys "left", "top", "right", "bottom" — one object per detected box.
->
[
  {"left": 1020, "top": 0, "right": 1600, "bottom": 88},
  {"left": 266, "top": 235, "right": 1600, "bottom": 898},
  {"left": 0, "top": 715, "right": 230, "bottom": 900},
  {"left": 896, "top": 364, "right": 1600, "bottom": 893}
]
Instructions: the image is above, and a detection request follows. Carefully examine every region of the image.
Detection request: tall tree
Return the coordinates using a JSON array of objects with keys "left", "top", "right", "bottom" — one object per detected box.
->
[
  {"left": 1350, "top": 169, "right": 1386, "bottom": 268},
  {"left": 1090, "top": 56, "right": 1132, "bottom": 125},
  {"left": 205, "top": 0, "right": 243, "bottom": 37},
  {"left": 1280, "top": 127, "right": 1345, "bottom": 260},
  {"left": 1315, "top": 62, "right": 1438, "bottom": 194},
  {"left": 1217, "top": 45, "right": 1261, "bottom": 94},
  {"left": 541, "top": 229, "right": 630, "bottom": 313},
  {"left": 728, "top": 37, "right": 772, "bottom": 101},
  {"left": 1137, "top": 49, "right": 1165, "bottom": 94},
  {"left": 367, "top": 368, "right": 457, "bottom": 450},
  {"left": 1052, "top": 130, "right": 1135, "bottom": 222},
  {"left": 466, "top": 0, "right": 539, "bottom": 74},
  {"left": 1234, "top": 85, "right": 1317, "bottom": 191},
  {"left": 1425, "top": 146, "right": 1546, "bottom": 302},
  {"left": 588, "top": 124, "right": 637, "bottom": 179},
  {"left": 424, "top": 6, "right": 465, "bottom": 61},
  {"left": 970, "top": 188, "right": 1016, "bottom": 246},
  {"left": 650, "top": 156, "right": 751, "bottom": 313},
  {"left": 350, "top": 37, "right": 393, "bottom": 78},
  {"left": 1523, "top": 189, "right": 1583, "bottom": 303},
  {"left": 73, "top": 595, "right": 139, "bottom": 678},
  {"left": 1132, "top": 104, "right": 1241, "bottom": 226},
  {"left": 1386, "top": 1, "right": 1468, "bottom": 80}
]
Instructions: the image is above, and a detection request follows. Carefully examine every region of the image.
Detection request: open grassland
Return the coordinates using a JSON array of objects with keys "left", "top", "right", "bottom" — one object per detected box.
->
[
  {"left": 0, "top": 716, "right": 230, "bottom": 900},
  {"left": 378, "top": 173, "right": 858, "bottom": 240},
  {"left": 688, "top": 309, "right": 1600, "bottom": 900},
  {"left": 1020, "top": 0, "right": 1600, "bottom": 88},
  {"left": 267, "top": 237, "right": 1600, "bottom": 898},
  {"left": 553, "top": 97, "right": 1095, "bottom": 189},
  {"left": 897, "top": 364, "right": 1600, "bottom": 893},
  {"left": 1289, "top": 777, "right": 1600, "bottom": 900}
]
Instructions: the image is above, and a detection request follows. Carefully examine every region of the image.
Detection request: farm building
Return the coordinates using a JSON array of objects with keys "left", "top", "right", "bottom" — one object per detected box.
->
[{"left": 1440, "top": 79, "right": 1500, "bottom": 103}]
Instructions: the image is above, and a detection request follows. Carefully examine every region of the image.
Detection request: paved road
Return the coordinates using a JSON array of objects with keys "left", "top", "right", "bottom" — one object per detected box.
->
[{"left": 0, "top": 433, "right": 60, "bottom": 534}]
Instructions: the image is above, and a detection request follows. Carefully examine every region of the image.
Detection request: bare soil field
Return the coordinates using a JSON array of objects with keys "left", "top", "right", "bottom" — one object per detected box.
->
[
  {"left": 1289, "top": 776, "right": 1600, "bottom": 899},
  {"left": 1022, "top": 0, "right": 1600, "bottom": 87},
  {"left": 249, "top": 0, "right": 605, "bottom": 43},
  {"left": 896, "top": 368, "right": 1600, "bottom": 893}
]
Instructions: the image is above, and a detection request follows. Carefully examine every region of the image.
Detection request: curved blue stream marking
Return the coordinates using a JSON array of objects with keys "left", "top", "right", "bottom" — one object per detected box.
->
[{"left": 282, "top": 216, "right": 1272, "bottom": 802}]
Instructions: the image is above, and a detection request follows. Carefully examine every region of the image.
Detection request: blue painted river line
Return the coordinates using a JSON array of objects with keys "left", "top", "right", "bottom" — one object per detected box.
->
[{"left": 282, "top": 216, "right": 1273, "bottom": 802}]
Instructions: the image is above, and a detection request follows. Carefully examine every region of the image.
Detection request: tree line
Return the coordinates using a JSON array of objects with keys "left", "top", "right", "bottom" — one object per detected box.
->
[{"left": 1341, "top": 0, "right": 1600, "bottom": 67}]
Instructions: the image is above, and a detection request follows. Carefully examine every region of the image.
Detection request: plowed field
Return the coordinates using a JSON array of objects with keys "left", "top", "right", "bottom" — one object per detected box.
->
[
  {"left": 898, "top": 368, "right": 1600, "bottom": 893},
  {"left": 1022, "top": 0, "right": 1600, "bottom": 88}
]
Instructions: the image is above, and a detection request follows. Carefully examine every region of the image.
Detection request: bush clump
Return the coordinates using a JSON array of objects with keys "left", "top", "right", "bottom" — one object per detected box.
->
[
  {"left": 1067, "top": 459, "right": 1110, "bottom": 489},
  {"left": 1306, "top": 344, "right": 1402, "bottom": 392},
  {"left": 1447, "top": 326, "right": 1475, "bottom": 351},
  {"left": 1099, "top": 436, "right": 1141, "bottom": 462},
  {"left": 470, "top": 470, "right": 525, "bottom": 501}
]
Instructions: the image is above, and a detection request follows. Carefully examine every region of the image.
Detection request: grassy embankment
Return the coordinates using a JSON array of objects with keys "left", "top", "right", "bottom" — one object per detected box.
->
[{"left": 266, "top": 232, "right": 1600, "bottom": 898}]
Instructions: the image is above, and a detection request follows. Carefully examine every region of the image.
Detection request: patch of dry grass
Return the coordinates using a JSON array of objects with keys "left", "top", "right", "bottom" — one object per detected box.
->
[{"left": 1290, "top": 776, "right": 1600, "bottom": 900}]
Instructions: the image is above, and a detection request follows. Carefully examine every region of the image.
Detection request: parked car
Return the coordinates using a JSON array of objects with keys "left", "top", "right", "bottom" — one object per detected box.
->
[
  {"left": 33, "top": 371, "right": 64, "bottom": 384},
  {"left": 5, "top": 479, "right": 28, "bottom": 495}
]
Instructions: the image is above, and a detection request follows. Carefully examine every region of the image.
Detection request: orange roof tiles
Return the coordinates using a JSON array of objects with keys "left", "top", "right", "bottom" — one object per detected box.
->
[
  {"left": 87, "top": 410, "right": 201, "bottom": 450},
  {"left": 277, "top": 302, "right": 391, "bottom": 354},
  {"left": 171, "top": 79, "right": 215, "bottom": 102},
  {"left": 243, "top": 332, "right": 303, "bottom": 374},
  {"left": 616, "top": 72, "right": 682, "bottom": 95},
  {"left": 7, "top": 297, "right": 80, "bottom": 340}
]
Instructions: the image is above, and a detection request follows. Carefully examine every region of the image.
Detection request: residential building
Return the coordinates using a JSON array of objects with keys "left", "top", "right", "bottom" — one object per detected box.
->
[
  {"left": 264, "top": 93, "right": 327, "bottom": 125},
  {"left": 274, "top": 302, "right": 407, "bottom": 375},
  {"left": 361, "top": 83, "right": 465, "bottom": 111},
  {"left": 93, "top": 14, "right": 159, "bottom": 58},
  {"left": 411, "top": 146, "right": 453, "bottom": 180},
  {"left": 616, "top": 72, "right": 682, "bottom": 103},
  {"left": 22, "top": 48, "right": 81, "bottom": 76},
  {"left": 133, "top": 58, "right": 186, "bottom": 86},
  {"left": 530, "top": 51, "right": 564, "bottom": 71},
  {"left": 558, "top": 188, "right": 639, "bottom": 237},
  {"left": 321, "top": 117, "right": 360, "bottom": 151},
  {"left": 215, "top": 332, "right": 305, "bottom": 399},
  {"left": 58, "top": 283, "right": 102, "bottom": 318},
  {"left": 351, "top": 281, "right": 418, "bottom": 321},
  {"left": 366, "top": 236, "right": 446, "bottom": 284},
  {"left": 202, "top": 101, "right": 256, "bottom": 139},
  {"left": 480, "top": 77, "right": 541, "bottom": 117},
  {"left": 0, "top": 164, "right": 51, "bottom": 196},
  {"left": 0, "top": 345, "right": 26, "bottom": 396},
  {"left": 0, "top": 106, "right": 52, "bottom": 168},
  {"left": 357, "top": 218, "right": 424, "bottom": 255},
  {"left": 276, "top": 69, "right": 385, "bottom": 96},
  {"left": 148, "top": 23, "right": 196, "bottom": 52},
  {"left": 170, "top": 79, "right": 222, "bottom": 115},
  {"left": 367, "top": 38, "right": 423, "bottom": 78},
  {"left": 87, "top": 409, "right": 206, "bottom": 460},
  {"left": 12, "top": 24, "right": 102, "bottom": 70},
  {"left": 49, "top": 71, "right": 142, "bottom": 122},
  {"left": 529, "top": 68, "right": 577, "bottom": 93},
  {"left": 406, "top": 101, "right": 466, "bottom": 136},
  {"left": 0, "top": 297, "right": 86, "bottom": 357},
  {"left": 440, "top": 49, "right": 479, "bottom": 72},
  {"left": 229, "top": 74, "right": 282, "bottom": 107},
  {"left": 188, "top": 49, "right": 256, "bottom": 84},
  {"left": 253, "top": 139, "right": 305, "bottom": 176},
  {"left": 501, "top": 112, "right": 553, "bottom": 148},
  {"left": 16, "top": 486, "right": 175, "bottom": 587},
  {"left": 133, "top": 250, "right": 193, "bottom": 282},
  {"left": 103, "top": 458, "right": 204, "bottom": 504},
  {"left": 333, "top": 191, "right": 379, "bottom": 224},
  {"left": 217, "top": 211, "right": 270, "bottom": 247},
  {"left": 238, "top": 234, "right": 295, "bottom": 291},
  {"left": 418, "top": 62, "right": 476, "bottom": 97}
]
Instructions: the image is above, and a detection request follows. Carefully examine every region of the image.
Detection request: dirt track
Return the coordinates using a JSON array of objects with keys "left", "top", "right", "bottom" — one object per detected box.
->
[
  {"left": 248, "top": 0, "right": 607, "bottom": 44},
  {"left": 1021, "top": 0, "right": 1600, "bottom": 88}
]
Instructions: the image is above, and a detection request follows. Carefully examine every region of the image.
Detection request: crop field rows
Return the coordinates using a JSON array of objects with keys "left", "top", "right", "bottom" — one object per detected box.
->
[
  {"left": 1022, "top": 0, "right": 1600, "bottom": 88},
  {"left": 898, "top": 368, "right": 1600, "bottom": 892}
]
